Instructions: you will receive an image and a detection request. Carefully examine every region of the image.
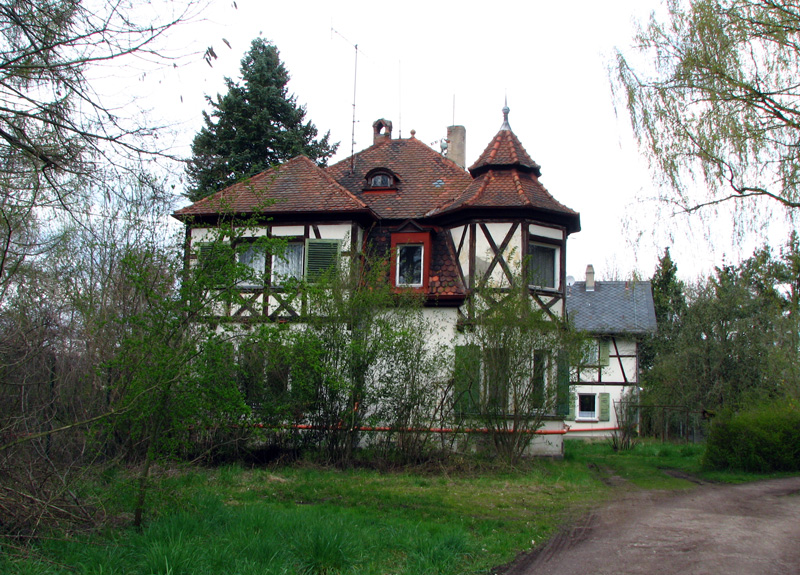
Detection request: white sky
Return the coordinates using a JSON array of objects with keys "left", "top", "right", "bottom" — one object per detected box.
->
[{"left": 127, "top": 0, "right": 793, "bottom": 282}]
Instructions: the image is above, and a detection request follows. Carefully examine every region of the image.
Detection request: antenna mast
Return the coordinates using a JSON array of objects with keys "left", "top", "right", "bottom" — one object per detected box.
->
[
  {"left": 350, "top": 44, "right": 358, "bottom": 170},
  {"left": 331, "top": 27, "right": 360, "bottom": 171}
]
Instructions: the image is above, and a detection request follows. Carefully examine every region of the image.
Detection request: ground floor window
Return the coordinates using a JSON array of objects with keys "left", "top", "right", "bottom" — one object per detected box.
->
[
  {"left": 578, "top": 393, "right": 597, "bottom": 419},
  {"left": 574, "top": 392, "right": 611, "bottom": 422}
]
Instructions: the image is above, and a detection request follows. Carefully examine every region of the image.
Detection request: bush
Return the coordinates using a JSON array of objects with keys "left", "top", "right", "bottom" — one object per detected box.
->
[{"left": 703, "top": 403, "right": 800, "bottom": 472}]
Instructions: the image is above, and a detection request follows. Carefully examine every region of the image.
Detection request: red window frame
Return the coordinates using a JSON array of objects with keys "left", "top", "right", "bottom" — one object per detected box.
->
[{"left": 390, "top": 232, "right": 431, "bottom": 292}]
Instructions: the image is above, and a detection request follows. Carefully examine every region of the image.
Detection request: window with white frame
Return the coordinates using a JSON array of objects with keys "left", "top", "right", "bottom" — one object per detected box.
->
[
  {"left": 578, "top": 393, "right": 597, "bottom": 420},
  {"left": 237, "top": 242, "right": 267, "bottom": 287},
  {"left": 271, "top": 242, "right": 304, "bottom": 285},
  {"left": 396, "top": 244, "right": 423, "bottom": 287},
  {"left": 528, "top": 243, "right": 558, "bottom": 289}
]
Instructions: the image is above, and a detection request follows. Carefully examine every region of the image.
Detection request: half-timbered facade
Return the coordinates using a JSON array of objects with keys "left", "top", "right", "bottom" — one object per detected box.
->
[
  {"left": 173, "top": 108, "right": 581, "bottom": 455},
  {"left": 565, "top": 268, "right": 657, "bottom": 438}
]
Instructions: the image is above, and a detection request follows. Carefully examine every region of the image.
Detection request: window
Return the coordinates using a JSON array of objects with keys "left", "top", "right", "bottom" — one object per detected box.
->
[
  {"left": 366, "top": 169, "right": 396, "bottom": 189},
  {"left": 239, "top": 341, "right": 290, "bottom": 412},
  {"left": 532, "top": 350, "right": 548, "bottom": 408},
  {"left": 390, "top": 232, "right": 431, "bottom": 290},
  {"left": 238, "top": 242, "right": 267, "bottom": 287},
  {"left": 370, "top": 173, "right": 392, "bottom": 187},
  {"left": 528, "top": 243, "right": 558, "bottom": 289},
  {"left": 195, "top": 242, "right": 234, "bottom": 288},
  {"left": 582, "top": 338, "right": 610, "bottom": 367},
  {"left": 396, "top": 244, "right": 423, "bottom": 287},
  {"left": 271, "top": 242, "right": 304, "bottom": 285},
  {"left": 576, "top": 392, "right": 610, "bottom": 421},
  {"left": 578, "top": 393, "right": 596, "bottom": 419}
]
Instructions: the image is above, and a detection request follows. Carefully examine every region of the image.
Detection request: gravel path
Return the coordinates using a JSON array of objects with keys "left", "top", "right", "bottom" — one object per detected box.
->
[{"left": 502, "top": 475, "right": 800, "bottom": 575}]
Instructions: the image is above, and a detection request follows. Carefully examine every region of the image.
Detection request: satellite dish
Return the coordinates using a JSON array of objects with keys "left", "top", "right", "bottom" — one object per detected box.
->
[{"left": 566, "top": 275, "right": 575, "bottom": 287}]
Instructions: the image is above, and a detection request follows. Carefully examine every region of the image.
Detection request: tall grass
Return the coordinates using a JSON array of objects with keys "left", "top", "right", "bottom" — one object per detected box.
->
[{"left": 6, "top": 442, "right": 779, "bottom": 575}]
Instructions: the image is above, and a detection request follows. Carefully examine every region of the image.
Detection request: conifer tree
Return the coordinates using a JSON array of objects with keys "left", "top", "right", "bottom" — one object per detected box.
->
[{"left": 185, "top": 38, "right": 338, "bottom": 201}]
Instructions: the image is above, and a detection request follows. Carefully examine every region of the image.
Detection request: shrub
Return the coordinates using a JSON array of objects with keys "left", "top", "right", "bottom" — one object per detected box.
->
[{"left": 703, "top": 403, "right": 800, "bottom": 472}]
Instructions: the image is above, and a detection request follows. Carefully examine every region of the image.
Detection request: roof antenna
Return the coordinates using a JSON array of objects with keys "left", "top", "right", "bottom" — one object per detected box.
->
[
  {"left": 332, "top": 26, "right": 362, "bottom": 171},
  {"left": 398, "top": 60, "right": 402, "bottom": 138},
  {"left": 452, "top": 94, "right": 455, "bottom": 127}
]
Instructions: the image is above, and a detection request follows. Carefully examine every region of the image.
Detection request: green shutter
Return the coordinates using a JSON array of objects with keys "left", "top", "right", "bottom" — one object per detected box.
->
[
  {"left": 532, "top": 350, "right": 547, "bottom": 408},
  {"left": 454, "top": 345, "right": 480, "bottom": 414},
  {"left": 304, "top": 239, "right": 341, "bottom": 282},
  {"left": 486, "top": 347, "right": 509, "bottom": 414},
  {"left": 556, "top": 352, "right": 572, "bottom": 417},
  {"left": 196, "top": 242, "right": 233, "bottom": 287},
  {"left": 567, "top": 394, "right": 576, "bottom": 420},
  {"left": 599, "top": 392, "right": 611, "bottom": 422},
  {"left": 599, "top": 339, "right": 610, "bottom": 366}
]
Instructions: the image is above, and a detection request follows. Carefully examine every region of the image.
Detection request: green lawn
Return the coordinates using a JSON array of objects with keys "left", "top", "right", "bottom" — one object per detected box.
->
[{"left": 0, "top": 440, "right": 783, "bottom": 575}]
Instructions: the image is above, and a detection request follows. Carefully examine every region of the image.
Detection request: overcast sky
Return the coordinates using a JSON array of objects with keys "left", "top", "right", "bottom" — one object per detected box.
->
[{"left": 131, "top": 0, "right": 790, "bottom": 282}]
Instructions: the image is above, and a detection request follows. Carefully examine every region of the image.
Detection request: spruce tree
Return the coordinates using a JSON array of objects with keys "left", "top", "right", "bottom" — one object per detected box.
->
[
  {"left": 185, "top": 38, "right": 338, "bottom": 201},
  {"left": 640, "top": 248, "right": 685, "bottom": 373}
]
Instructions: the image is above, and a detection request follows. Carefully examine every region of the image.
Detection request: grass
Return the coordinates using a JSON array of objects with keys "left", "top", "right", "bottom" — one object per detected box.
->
[{"left": 1, "top": 440, "right": 790, "bottom": 575}]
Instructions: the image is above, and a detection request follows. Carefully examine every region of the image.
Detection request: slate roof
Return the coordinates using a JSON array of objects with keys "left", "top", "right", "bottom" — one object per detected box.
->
[
  {"left": 326, "top": 137, "right": 472, "bottom": 220},
  {"left": 566, "top": 281, "right": 657, "bottom": 335},
  {"left": 173, "top": 156, "right": 374, "bottom": 220}
]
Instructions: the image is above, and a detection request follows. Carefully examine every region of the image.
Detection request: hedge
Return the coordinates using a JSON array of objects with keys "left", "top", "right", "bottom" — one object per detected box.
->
[{"left": 703, "top": 403, "right": 800, "bottom": 472}]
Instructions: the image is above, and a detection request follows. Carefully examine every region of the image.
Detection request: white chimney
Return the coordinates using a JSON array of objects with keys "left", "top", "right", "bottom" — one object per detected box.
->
[{"left": 586, "top": 264, "right": 595, "bottom": 292}]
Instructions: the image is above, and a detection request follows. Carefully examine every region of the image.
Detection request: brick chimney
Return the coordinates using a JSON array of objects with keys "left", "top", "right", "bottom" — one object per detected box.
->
[
  {"left": 373, "top": 119, "right": 393, "bottom": 144},
  {"left": 446, "top": 125, "right": 466, "bottom": 168},
  {"left": 586, "top": 264, "right": 595, "bottom": 292}
]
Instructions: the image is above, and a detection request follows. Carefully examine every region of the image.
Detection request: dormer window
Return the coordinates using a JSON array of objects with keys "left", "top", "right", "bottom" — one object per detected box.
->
[
  {"left": 396, "top": 244, "right": 423, "bottom": 287},
  {"left": 390, "top": 231, "right": 431, "bottom": 291},
  {"left": 365, "top": 169, "right": 397, "bottom": 191},
  {"left": 371, "top": 173, "right": 392, "bottom": 188}
]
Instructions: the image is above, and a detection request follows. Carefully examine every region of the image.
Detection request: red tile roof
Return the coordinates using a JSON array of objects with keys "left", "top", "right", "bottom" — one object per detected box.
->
[
  {"left": 326, "top": 138, "right": 473, "bottom": 220},
  {"left": 469, "top": 127, "right": 541, "bottom": 177},
  {"left": 173, "top": 156, "right": 374, "bottom": 220},
  {"left": 428, "top": 168, "right": 580, "bottom": 231}
]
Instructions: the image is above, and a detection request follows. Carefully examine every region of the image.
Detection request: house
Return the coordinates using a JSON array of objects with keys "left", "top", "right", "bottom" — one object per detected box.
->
[
  {"left": 565, "top": 265, "right": 657, "bottom": 438},
  {"left": 172, "top": 106, "right": 582, "bottom": 456}
]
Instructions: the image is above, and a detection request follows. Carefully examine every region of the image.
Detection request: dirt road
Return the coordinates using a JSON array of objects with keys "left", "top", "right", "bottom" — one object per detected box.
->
[{"left": 503, "top": 475, "right": 800, "bottom": 575}]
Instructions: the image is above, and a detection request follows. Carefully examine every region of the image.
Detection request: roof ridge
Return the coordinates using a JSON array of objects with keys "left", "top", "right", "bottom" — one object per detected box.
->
[
  {"left": 470, "top": 170, "right": 493, "bottom": 205},
  {"left": 511, "top": 170, "right": 531, "bottom": 205}
]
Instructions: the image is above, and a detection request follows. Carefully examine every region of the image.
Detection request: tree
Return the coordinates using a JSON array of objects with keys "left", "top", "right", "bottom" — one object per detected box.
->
[
  {"left": 185, "top": 38, "right": 338, "bottom": 201},
  {"left": 0, "top": 1, "right": 198, "bottom": 297},
  {"left": 455, "top": 283, "right": 584, "bottom": 465},
  {"left": 640, "top": 247, "right": 686, "bottom": 373},
  {"left": 642, "top": 239, "right": 800, "bottom": 417},
  {"left": 614, "top": 0, "right": 800, "bottom": 213}
]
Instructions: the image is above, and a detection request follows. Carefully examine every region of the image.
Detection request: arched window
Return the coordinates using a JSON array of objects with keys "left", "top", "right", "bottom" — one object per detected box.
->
[{"left": 365, "top": 169, "right": 397, "bottom": 190}]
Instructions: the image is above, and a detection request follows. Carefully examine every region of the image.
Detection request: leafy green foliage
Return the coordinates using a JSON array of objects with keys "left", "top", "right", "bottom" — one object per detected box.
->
[
  {"left": 615, "top": 0, "right": 800, "bottom": 213},
  {"left": 186, "top": 38, "right": 338, "bottom": 201},
  {"left": 704, "top": 401, "right": 800, "bottom": 472},
  {"left": 643, "top": 237, "right": 800, "bottom": 415},
  {"left": 239, "top": 254, "right": 449, "bottom": 465},
  {"left": 459, "top": 282, "right": 586, "bottom": 464}
]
